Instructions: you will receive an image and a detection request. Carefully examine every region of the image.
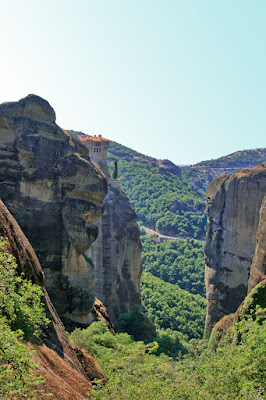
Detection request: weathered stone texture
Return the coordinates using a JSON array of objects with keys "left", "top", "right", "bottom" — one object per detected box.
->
[
  {"left": 0, "top": 199, "right": 106, "bottom": 398},
  {"left": 86, "top": 178, "right": 142, "bottom": 321},
  {"left": 0, "top": 94, "right": 107, "bottom": 329},
  {"left": 248, "top": 194, "right": 266, "bottom": 291},
  {"left": 157, "top": 159, "right": 181, "bottom": 177},
  {"left": 205, "top": 164, "right": 266, "bottom": 330}
]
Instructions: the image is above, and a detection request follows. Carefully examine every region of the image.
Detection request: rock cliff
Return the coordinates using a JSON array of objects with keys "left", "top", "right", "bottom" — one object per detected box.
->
[
  {"left": 0, "top": 94, "right": 107, "bottom": 329},
  {"left": 248, "top": 193, "right": 266, "bottom": 291},
  {"left": 0, "top": 199, "right": 105, "bottom": 399},
  {"left": 85, "top": 178, "right": 142, "bottom": 321},
  {"left": 205, "top": 163, "right": 266, "bottom": 330}
]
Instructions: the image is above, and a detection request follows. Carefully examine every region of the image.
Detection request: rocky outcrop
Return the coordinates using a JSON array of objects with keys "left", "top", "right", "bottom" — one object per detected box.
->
[
  {"left": 205, "top": 164, "right": 266, "bottom": 330},
  {"left": 157, "top": 159, "right": 181, "bottom": 177},
  {"left": 0, "top": 199, "right": 106, "bottom": 399},
  {"left": 0, "top": 94, "right": 107, "bottom": 329},
  {"left": 92, "top": 297, "right": 116, "bottom": 335},
  {"left": 86, "top": 179, "right": 142, "bottom": 321}
]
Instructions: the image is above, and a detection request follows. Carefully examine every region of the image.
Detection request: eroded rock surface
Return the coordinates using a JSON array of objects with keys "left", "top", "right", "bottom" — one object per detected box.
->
[
  {"left": 157, "top": 159, "right": 181, "bottom": 177},
  {"left": 86, "top": 179, "right": 142, "bottom": 321},
  {"left": 0, "top": 94, "right": 107, "bottom": 329},
  {"left": 248, "top": 194, "right": 266, "bottom": 291},
  {"left": 0, "top": 199, "right": 106, "bottom": 399},
  {"left": 205, "top": 164, "right": 266, "bottom": 330}
]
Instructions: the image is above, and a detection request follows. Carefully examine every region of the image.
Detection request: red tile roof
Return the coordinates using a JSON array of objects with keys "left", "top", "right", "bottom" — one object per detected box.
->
[{"left": 79, "top": 135, "right": 109, "bottom": 143}]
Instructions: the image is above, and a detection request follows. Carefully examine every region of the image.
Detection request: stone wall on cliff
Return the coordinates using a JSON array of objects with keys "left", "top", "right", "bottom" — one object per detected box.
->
[
  {"left": 205, "top": 164, "right": 266, "bottom": 330},
  {"left": 85, "top": 178, "right": 142, "bottom": 321},
  {"left": 0, "top": 94, "right": 107, "bottom": 329}
]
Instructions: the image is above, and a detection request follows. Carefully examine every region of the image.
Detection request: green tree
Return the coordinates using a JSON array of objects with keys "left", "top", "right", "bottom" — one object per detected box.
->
[{"left": 112, "top": 159, "right": 118, "bottom": 179}]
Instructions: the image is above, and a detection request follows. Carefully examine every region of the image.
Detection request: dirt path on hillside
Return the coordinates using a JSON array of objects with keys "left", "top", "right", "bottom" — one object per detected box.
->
[
  {"left": 142, "top": 226, "right": 205, "bottom": 242},
  {"left": 142, "top": 226, "right": 185, "bottom": 241}
]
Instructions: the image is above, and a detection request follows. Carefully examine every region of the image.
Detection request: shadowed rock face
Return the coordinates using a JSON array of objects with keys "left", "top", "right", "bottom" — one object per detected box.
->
[
  {"left": 205, "top": 164, "right": 266, "bottom": 330},
  {"left": 0, "top": 199, "right": 106, "bottom": 399},
  {"left": 86, "top": 179, "right": 142, "bottom": 321},
  {"left": 0, "top": 94, "right": 107, "bottom": 329}
]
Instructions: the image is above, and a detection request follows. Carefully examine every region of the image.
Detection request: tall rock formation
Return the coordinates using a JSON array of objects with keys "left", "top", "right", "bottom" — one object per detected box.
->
[
  {"left": 205, "top": 164, "right": 266, "bottom": 330},
  {"left": 86, "top": 178, "right": 142, "bottom": 321},
  {"left": 248, "top": 193, "right": 266, "bottom": 291},
  {"left": 0, "top": 94, "right": 107, "bottom": 329},
  {"left": 0, "top": 199, "right": 106, "bottom": 399}
]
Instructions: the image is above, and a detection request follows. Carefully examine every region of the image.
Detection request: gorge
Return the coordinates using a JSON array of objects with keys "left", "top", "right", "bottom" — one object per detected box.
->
[{"left": 0, "top": 94, "right": 265, "bottom": 399}]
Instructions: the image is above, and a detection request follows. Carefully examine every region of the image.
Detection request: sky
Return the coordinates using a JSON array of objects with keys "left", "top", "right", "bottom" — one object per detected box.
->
[{"left": 1, "top": 0, "right": 266, "bottom": 165}]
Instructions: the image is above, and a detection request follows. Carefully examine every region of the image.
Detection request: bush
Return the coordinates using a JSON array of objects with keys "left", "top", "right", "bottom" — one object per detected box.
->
[{"left": 0, "top": 236, "right": 49, "bottom": 399}]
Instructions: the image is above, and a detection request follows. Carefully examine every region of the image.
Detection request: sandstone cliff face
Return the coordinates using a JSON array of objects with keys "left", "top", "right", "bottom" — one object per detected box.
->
[
  {"left": 248, "top": 194, "right": 266, "bottom": 291},
  {"left": 0, "top": 199, "right": 105, "bottom": 399},
  {"left": 0, "top": 95, "right": 107, "bottom": 329},
  {"left": 86, "top": 179, "right": 142, "bottom": 321},
  {"left": 205, "top": 164, "right": 266, "bottom": 330}
]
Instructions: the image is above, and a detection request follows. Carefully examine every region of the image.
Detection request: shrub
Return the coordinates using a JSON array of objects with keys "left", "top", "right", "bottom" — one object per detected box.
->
[{"left": 0, "top": 236, "right": 49, "bottom": 399}]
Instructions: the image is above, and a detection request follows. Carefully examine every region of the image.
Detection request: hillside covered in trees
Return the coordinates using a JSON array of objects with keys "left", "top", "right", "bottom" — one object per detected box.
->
[
  {"left": 108, "top": 142, "right": 207, "bottom": 239},
  {"left": 195, "top": 148, "right": 266, "bottom": 168},
  {"left": 141, "top": 232, "right": 205, "bottom": 297}
]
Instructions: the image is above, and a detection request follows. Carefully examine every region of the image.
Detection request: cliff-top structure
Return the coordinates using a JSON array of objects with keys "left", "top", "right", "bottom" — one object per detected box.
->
[
  {"left": 0, "top": 94, "right": 107, "bottom": 329},
  {"left": 205, "top": 163, "right": 266, "bottom": 330},
  {"left": 0, "top": 94, "right": 144, "bottom": 333},
  {"left": 79, "top": 134, "right": 110, "bottom": 174}
]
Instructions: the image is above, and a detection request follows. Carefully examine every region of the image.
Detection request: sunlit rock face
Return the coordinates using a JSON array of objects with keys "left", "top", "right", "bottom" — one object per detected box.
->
[
  {"left": 0, "top": 94, "right": 107, "bottom": 329},
  {"left": 248, "top": 194, "right": 266, "bottom": 292},
  {"left": 86, "top": 179, "right": 142, "bottom": 321},
  {"left": 205, "top": 164, "right": 266, "bottom": 331}
]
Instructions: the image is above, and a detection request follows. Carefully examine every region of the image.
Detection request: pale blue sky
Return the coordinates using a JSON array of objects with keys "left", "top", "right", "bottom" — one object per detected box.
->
[{"left": 1, "top": 1, "right": 265, "bottom": 164}]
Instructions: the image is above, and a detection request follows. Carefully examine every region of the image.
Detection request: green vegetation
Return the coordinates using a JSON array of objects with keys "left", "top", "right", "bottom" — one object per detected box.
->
[
  {"left": 114, "top": 160, "right": 206, "bottom": 238},
  {"left": 0, "top": 237, "right": 49, "bottom": 399},
  {"left": 69, "top": 314, "right": 266, "bottom": 400},
  {"left": 115, "top": 304, "right": 156, "bottom": 341},
  {"left": 141, "top": 232, "right": 205, "bottom": 296},
  {"left": 141, "top": 272, "right": 206, "bottom": 339},
  {"left": 112, "top": 159, "right": 118, "bottom": 179},
  {"left": 108, "top": 141, "right": 206, "bottom": 239},
  {"left": 107, "top": 140, "right": 155, "bottom": 163},
  {"left": 196, "top": 148, "right": 266, "bottom": 168}
]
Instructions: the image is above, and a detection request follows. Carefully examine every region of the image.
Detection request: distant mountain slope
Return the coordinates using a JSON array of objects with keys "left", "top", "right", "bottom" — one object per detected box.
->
[
  {"left": 108, "top": 142, "right": 206, "bottom": 240},
  {"left": 108, "top": 141, "right": 157, "bottom": 164},
  {"left": 195, "top": 148, "right": 266, "bottom": 168},
  {"left": 108, "top": 141, "right": 266, "bottom": 240}
]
